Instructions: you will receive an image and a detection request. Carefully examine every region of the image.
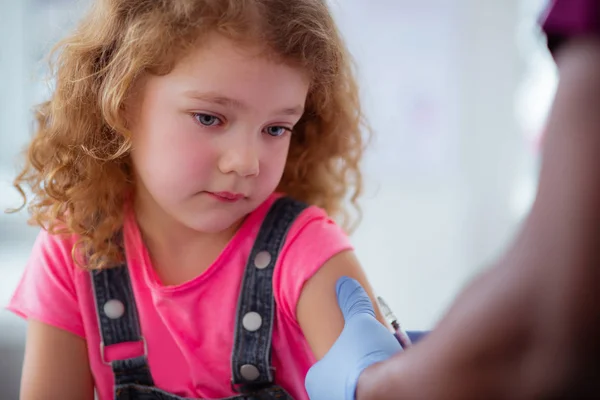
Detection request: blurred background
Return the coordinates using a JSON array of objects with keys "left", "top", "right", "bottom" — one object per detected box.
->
[{"left": 0, "top": 0, "right": 556, "bottom": 397}]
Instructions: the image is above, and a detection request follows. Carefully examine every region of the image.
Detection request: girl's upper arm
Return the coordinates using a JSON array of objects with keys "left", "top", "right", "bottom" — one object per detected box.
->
[
  {"left": 296, "top": 249, "right": 390, "bottom": 360},
  {"left": 20, "top": 319, "right": 94, "bottom": 400}
]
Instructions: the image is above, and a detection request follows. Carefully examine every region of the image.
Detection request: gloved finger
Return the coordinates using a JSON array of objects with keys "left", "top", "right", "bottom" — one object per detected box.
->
[{"left": 335, "top": 276, "right": 375, "bottom": 320}]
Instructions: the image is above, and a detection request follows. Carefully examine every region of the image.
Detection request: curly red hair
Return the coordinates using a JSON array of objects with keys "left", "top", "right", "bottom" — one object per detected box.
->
[{"left": 9, "top": 0, "right": 369, "bottom": 269}]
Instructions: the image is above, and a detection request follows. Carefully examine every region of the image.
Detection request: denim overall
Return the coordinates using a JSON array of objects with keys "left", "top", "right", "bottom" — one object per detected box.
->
[{"left": 90, "top": 197, "right": 307, "bottom": 400}]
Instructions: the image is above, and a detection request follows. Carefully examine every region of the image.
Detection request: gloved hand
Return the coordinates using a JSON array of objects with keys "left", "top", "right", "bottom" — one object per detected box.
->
[{"left": 305, "top": 276, "right": 402, "bottom": 400}]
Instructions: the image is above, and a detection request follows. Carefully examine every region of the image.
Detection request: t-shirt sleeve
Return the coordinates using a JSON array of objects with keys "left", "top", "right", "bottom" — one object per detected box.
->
[
  {"left": 6, "top": 229, "right": 85, "bottom": 338},
  {"left": 273, "top": 206, "right": 354, "bottom": 322}
]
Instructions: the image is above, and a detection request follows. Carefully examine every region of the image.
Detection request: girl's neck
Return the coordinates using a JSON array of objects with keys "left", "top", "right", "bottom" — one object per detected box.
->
[{"left": 131, "top": 192, "right": 244, "bottom": 286}]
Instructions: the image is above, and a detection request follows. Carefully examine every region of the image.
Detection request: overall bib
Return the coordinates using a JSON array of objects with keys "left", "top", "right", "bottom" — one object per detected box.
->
[{"left": 90, "top": 197, "right": 306, "bottom": 399}]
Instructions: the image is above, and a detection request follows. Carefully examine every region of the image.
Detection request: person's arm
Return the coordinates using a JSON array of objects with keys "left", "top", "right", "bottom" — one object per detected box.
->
[
  {"left": 20, "top": 320, "right": 94, "bottom": 400},
  {"left": 356, "top": 32, "right": 600, "bottom": 400},
  {"left": 297, "top": 249, "right": 389, "bottom": 360},
  {"left": 304, "top": 276, "right": 403, "bottom": 400}
]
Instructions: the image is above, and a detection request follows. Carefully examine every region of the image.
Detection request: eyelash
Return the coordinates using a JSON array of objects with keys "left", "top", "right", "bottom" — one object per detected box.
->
[{"left": 192, "top": 113, "right": 293, "bottom": 137}]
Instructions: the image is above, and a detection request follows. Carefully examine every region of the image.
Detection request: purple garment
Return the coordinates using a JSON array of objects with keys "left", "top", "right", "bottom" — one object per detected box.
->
[{"left": 541, "top": 0, "right": 600, "bottom": 55}]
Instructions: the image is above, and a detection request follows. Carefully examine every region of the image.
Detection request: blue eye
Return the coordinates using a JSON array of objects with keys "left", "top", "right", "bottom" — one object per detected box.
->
[
  {"left": 194, "top": 113, "right": 222, "bottom": 127},
  {"left": 265, "top": 126, "right": 291, "bottom": 137}
]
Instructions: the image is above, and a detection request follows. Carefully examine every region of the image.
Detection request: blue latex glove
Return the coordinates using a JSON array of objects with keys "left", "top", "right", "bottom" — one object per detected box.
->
[{"left": 305, "top": 277, "right": 402, "bottom": 400}]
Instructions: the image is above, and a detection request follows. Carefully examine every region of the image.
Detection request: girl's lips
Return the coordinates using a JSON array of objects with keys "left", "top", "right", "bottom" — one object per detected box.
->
[{"left": 207, "top": 191, "right": 245, "bottom": 202}]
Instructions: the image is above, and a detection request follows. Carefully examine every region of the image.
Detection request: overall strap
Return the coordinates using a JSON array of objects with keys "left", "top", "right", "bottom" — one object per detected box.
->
[
  {"left": 90, "top": 230, "right": 154, "bottom": 387},
  {"left": 230, "top": 196, "right": 308, "bottom": 391}
]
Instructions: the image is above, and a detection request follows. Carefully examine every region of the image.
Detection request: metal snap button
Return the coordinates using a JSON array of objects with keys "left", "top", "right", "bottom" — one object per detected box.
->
[
  {"left": 254, "top": 251, "right": 271, "bottom": 269},
  {"left": 242, "top": 312, "right": 262, "bottom": 332},
  {"left": 240, "top": 364, "right": 260, "bottom": 381},
  {"left": 103, "top": 299, "right": 125, "bottom": 319}
]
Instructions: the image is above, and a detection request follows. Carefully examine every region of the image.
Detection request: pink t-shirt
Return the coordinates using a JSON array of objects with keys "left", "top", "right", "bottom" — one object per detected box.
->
[{"left": 8, "top": 193, "right": 352, "bottom": 399}]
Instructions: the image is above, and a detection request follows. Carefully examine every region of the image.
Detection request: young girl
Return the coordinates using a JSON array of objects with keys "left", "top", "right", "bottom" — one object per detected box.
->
[{"left": 7, "top": 0, "right": 388, "bottom": 399}]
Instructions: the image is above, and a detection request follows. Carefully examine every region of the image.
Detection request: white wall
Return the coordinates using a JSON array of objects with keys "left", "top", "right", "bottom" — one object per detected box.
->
[{"left": 329, "top": 0, "right": 550, "bottom": 329}]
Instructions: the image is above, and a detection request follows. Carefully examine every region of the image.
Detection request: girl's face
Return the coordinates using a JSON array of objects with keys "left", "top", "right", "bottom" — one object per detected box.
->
[{"left": 128, "top": 34, "right": 309, "bottom": 234}]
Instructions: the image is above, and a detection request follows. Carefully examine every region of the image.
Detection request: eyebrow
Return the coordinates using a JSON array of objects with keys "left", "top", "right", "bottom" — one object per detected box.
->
[{"left": 183, "top": 90, "right": 305, "bottom": 117}]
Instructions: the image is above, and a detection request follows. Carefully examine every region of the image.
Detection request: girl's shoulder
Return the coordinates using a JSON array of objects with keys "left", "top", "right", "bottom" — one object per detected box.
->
[
  {"left": 269, "top": 194, "right": 353, "bottom": 320},
  {"left": 28, "top": 227, "right": 81, "bottom": 275},
  {"left": 7, "top": 226, "right": 87, "bottom": 337}
]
